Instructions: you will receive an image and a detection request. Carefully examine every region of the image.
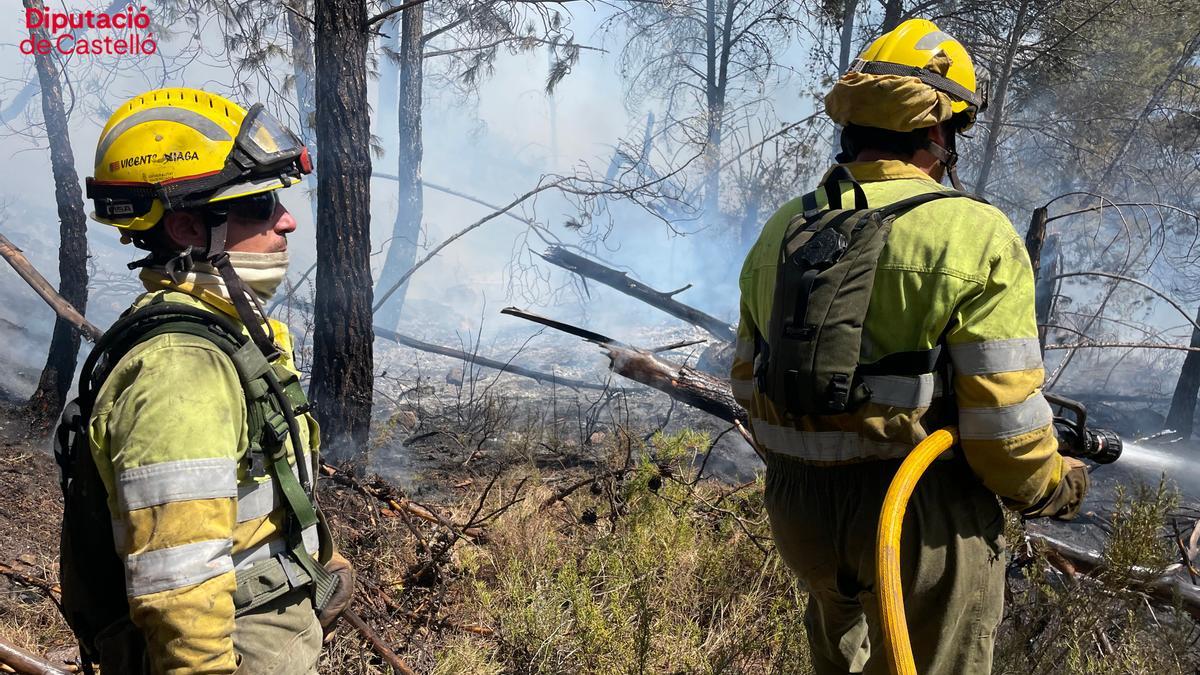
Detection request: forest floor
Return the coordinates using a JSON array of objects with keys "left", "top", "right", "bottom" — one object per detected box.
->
[{"left": 2, "top": 376, "right": 1200, "bottom": 674}]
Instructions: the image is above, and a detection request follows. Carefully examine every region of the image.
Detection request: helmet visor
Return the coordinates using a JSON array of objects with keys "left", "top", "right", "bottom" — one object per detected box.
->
[{"left": 236, "top": 104, "right": 310, "bottom": 172}]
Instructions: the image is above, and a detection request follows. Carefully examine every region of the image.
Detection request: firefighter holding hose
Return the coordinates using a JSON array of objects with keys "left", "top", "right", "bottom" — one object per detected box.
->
[
  {"left": 55, "top": 88, "right": 353, "bottom": 674},
  {"left": 730, "top": 20, "right": 1090, "bottom": 674}
]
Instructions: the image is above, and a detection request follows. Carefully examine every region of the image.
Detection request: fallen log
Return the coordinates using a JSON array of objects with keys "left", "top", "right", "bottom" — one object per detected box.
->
[
  {"left": 501, "top": 307, "right": 749, "bottom": 429},
  {"left": 0, "top": 637, "right": 69, "bottom": 675},
  {"left": 374, "top": 325, "right": 606, "bottom": 391},
  {"left": 1029, "top": 531, "right": 1200, "bottom": 621},
  {"left": 502, "top": 306, "right": 1200, "bottom": 617},
  {"left": 287, "top": 298, "right": 601, "bottom": 391},
  {"left": 537, "top": 246, "right": 735, "bottom": 343},
  {"left": 0, "top": 233, "right": 102, "bottom": 342}
]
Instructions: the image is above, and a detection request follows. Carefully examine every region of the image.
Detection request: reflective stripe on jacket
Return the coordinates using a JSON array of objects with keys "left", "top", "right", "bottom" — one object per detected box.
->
[
  {"left": 87, "top": 281, "right": 321, "bottom": 675},
  {"left": 732, "top": 159, "right": 1067, "bottom": 511}
]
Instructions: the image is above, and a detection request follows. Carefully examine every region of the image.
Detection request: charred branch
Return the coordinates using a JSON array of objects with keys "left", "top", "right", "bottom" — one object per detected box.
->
[
  {"left": 374, "top": 324, "right": 607, "bottom": 390},
  {"left": 0, "top": 233, "right": 101, "bottom": 342},
  {"left": 501, "top": 307, "right": 748, "bottom": 428},
  {"left": 0, "top": 636, "right": 69, "bottom": 675},
  {"left": 537, "top": 247, "right": 736, "bottom": 343},
  {"left": 291, "top": 298, "right": 599, "bottom": 390},
  {"left": 343, "top": 609, "right": 417, "bottom": 675}
]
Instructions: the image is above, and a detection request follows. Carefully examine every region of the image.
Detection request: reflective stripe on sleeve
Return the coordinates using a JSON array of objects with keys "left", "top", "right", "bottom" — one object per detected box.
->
[
  {"left": 236, "top": 480, "right": 281, "bottom": 523},
  {"left": 750, "top": 421, "right": 914, "bottom": 462},
  {"left": 949, "top": 338, "right": 1043, "bottom": 375},
  {"left": 125, "top": 538, "right": 233, "bottom": 597},
  {"left": 231, "top": 525, "right": 320, "bottom": 571},
  {"left": 862, "top": 373, "right": 943, "bottom": 408},
  {"left": 116, "top": 458, "right": 237, "bottom": 512},
  {"left": 958, "top": 394, "right": 1053, "bottom": 440}
]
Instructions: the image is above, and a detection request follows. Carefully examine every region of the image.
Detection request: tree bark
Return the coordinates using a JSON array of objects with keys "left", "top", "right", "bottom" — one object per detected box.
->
[
  {"left": 974, "top": 0, "right": 1027, "bottom": 197},
  {"left": 836, "top": 0, "right": 858, "bottom": 74},
  {"left": 312, "top": 0, "right": 374, "bottom": 460},
  {"left": 374, "top": 3, "right": 425, "bottom": 330},
  {"left": 24, "top": 0, "right": 89, "bottom": 424},
  {"left": 1167, "top": 303, "right": 1200, "bottom": 438}
]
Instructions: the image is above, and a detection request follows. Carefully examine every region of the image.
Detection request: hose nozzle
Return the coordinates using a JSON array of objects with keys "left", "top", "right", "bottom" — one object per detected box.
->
[{"left": 1044, "top": 393, "right": 1123, "bottom": 465}]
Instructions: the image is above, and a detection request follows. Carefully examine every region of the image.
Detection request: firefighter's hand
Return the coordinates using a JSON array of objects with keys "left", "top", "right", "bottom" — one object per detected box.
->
[
  {"left": 318, "top": 552, "right": 355, "bottom": 633},
  {"left": 1022, "top": 457, "right": 1089, "bottom": 521}
]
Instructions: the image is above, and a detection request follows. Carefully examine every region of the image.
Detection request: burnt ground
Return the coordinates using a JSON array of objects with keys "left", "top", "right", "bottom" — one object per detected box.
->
[
  {"left": 0, "top": 401, "right": 76, "bottom": 663},
  {"left": 0, "top": 402, "right": 61, "bottom": 571}
]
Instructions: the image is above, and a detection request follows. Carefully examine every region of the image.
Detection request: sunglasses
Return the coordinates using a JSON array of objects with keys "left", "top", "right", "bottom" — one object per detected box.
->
[{"left": 209, "top": 191, "right": 279, "bottom": 222}]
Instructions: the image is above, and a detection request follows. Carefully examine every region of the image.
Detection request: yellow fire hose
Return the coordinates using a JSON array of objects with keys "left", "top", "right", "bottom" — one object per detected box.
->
[{"left": 875, "top": 426, "right": 959, "bottom": 675}]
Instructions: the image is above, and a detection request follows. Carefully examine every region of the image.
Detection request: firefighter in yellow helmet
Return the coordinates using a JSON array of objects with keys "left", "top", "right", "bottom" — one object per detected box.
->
[
  {"left": 731, "top": 20, "right": 1089, "bottom": 673},
  {"left": 56, "top": 88, "right": 353, "bottom": 674}
]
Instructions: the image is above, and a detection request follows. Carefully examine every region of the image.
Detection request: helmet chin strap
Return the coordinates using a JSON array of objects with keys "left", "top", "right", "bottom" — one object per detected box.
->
[
  {"left": 924, "top": 134, "right": 965, "bottom": 192},
  {"left": 200, "top": 221, "right": 281, "bottom": 361}
]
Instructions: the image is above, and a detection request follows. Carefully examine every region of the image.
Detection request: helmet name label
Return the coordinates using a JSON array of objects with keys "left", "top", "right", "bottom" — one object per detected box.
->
[{"left": 109, "top": 151, "right": 199, "bottom": 172}]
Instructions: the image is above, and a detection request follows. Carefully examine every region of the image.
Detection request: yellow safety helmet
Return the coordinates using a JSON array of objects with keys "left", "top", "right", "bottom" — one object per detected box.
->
[
  {"left": 828, "top": 19, "right": 987, "bottom": 133},
  {"left": 87, "top": 87, "right": 311, "bottom": 232}
]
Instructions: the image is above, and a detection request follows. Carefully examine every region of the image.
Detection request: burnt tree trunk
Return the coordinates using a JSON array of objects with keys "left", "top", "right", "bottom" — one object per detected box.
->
[
  {"left": 537, "top": 246, "right": 735, "bottom": 342},
  {"left": 1167, "top": 303, "right": 1200, "bottom": 438},
  {"left": 374, "top": 3, "right": 424, "bottom": 330},
  {"left": 312, "top": 0, "right": 374, "bottom": 459},
  {"left": 25, "top": 0, "right": 89, "bottom": 424}
]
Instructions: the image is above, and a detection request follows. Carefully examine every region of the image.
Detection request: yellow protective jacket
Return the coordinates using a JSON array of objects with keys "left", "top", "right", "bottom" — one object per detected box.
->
[
  {"left": 732, "top": 160, "right": 1073, "bottom": 513},
  {"left": 87, "top": 274, "right": 322, "bottom": 674}
]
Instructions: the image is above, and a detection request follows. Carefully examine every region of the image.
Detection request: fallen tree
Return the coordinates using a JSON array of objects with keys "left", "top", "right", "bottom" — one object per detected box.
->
[
  {"left": 1029, "top": 530, "right": 1200, "bottom": 621},
  {"left": 501, "top": 307, "right": 746, "bottom": 427},
  {"left": 286, "top": 297, "right": 604, "bottom": 391},
  {"left": 537, "top": 246, "right": 735, "bottom": 343}
]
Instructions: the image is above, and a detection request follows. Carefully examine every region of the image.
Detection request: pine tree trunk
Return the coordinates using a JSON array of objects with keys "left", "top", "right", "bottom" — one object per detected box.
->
[
  {"left": 24, "top": 0, "right": 89, "bottom": 425},
  {"left": 312, "top": 0, "right": 374, "bottom": 460},
  {"left": 374, "top": 3, "right": 424, "bottom": 330},
  {"left": 1166, "top": 304, "right": 1200, "bottom": 439}
]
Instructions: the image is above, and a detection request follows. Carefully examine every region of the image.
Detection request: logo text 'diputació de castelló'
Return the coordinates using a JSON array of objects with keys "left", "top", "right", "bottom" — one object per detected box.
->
[{"left": 22, "top": 4, "right": 157, "bottom": 56}]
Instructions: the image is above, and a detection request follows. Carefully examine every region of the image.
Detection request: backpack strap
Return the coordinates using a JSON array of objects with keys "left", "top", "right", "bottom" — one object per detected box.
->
[{"left": 822, "top": 165, "right": 869, "bottom": 211}]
